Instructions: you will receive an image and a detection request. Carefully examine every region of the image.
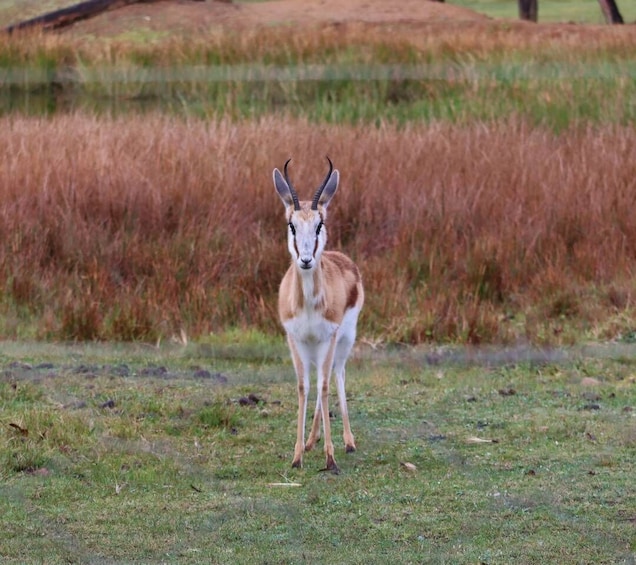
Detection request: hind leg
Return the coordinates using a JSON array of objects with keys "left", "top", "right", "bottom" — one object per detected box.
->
[
  {"left": 334, "top": 337, "right": 356, "bottom": 453},
  {"left": 305, "top": 395, "right": 322, "bottom": 451}
]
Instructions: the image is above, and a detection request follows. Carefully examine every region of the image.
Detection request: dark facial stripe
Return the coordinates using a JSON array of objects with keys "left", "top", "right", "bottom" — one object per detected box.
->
[
  {"left": 312, "top": 213, "right": 325, "bottom": 258},
  {"left": 287, "top": 211, "right": 299, "bottom": 258}
]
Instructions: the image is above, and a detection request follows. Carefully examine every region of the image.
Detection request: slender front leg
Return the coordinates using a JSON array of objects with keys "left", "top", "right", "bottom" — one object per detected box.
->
[
  {"left": 288, "top": 337, "right": 308, "bottom": 469},
  {"left": 336, "top": 366, "right": 356, "bottom": 453},
  {"left": 319, "top": 335, "right": 339, "bottom": 473}
]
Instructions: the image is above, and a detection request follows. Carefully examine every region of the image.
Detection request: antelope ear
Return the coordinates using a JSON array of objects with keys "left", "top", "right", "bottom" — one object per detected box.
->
[
  {"left": 317, "top": 170, "right": 339, "bottom": 208},
  {"left": 273, "top": 168, "right": 294, "bottom": 208}
]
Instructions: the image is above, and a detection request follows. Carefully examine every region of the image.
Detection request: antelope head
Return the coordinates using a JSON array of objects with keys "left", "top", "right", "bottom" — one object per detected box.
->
[{"left": 273, "top": 157, "right": 339, "bottom": 271}]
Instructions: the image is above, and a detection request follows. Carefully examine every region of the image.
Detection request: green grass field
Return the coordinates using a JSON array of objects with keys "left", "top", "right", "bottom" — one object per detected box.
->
[
  {"left": 451, "top": 0, "right": 635, "bottom": 23},
  {"left": 0, "top": 341, "right": 634, "bottom": 563}
]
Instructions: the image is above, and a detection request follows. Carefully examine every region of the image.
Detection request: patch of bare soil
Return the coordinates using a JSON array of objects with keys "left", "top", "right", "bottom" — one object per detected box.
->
[
  {"left": 245, "top": 0, "right": 488, "bottom": 26},
  {"left": 68, "top": 0, "right": 489, "bottom": 37}
]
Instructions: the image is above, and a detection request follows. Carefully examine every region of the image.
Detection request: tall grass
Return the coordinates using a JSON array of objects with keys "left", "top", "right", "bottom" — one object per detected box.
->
[
  {"left": 1, "top": 114, "right": 635, "bottom": 343},
  {"left": 3, "top": 20, "right": 636, "bottom": 64}
]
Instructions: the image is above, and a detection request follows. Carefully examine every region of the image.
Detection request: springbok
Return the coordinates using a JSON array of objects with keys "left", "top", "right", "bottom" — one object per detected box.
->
[{"left": 273, "top": 157, "right": 364, "bottom": 474}]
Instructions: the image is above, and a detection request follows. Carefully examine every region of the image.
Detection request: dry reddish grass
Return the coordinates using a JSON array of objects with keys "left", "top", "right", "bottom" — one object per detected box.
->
[
  {"left": 4, "top": 10, "right": 636, "bottom": 69},
  {"left": 1, "top": 114, "right": 635, "bottom": 343}
]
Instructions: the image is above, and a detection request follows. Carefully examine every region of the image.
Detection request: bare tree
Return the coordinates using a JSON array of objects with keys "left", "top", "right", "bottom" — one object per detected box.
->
[
  {"left": 518, "top": 0, "right": 538, "bottom": 22},
  {"left": 598, "top": 0, "right": 624, "bottom": 24},
  {"left": 519, "top": 0, "right": 625, "bottom": 24},
  {"left": 5, "top": 0, "right": 205, "bottom": 34}
]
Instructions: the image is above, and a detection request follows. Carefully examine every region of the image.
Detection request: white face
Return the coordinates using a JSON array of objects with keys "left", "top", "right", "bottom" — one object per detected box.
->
[
  {"left": 273, "top": 159, "right": 339, "bottom": 271},
  {"left": 287, "top": 209, "right": 326, "bottom": 271}
]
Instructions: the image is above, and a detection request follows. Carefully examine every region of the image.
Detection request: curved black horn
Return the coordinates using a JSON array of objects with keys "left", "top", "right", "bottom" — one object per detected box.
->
[
  {"left": 283, "top": 158, "right": 301, "bottom": 211},
  {"left": 311, "top": 156, "right": 334, "bottom": 210}
]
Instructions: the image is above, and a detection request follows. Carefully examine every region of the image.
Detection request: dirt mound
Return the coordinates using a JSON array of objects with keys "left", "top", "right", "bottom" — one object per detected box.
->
[
  {"left": 70, "top": 0, "right": 489, "bottom": 37},
  {"left": 245, "top": 0, "right": 488, "bottom": 26}
]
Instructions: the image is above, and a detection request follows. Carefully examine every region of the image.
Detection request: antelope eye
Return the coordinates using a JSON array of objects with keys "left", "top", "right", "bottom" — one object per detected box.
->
[
  {"left": 288, "top": 222, "right": 296, "bottom": 236},
  {"left": 316, "top": 221, "right": 323, "bottom": 235}
]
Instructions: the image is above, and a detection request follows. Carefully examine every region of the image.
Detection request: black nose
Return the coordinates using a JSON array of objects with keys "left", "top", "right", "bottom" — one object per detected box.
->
[{"left": 300, "top": 258, "right": 312, "bottom": 268}]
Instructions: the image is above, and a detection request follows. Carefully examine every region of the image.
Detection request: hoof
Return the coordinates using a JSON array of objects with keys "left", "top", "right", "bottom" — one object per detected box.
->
[
  {"left": 345, "top": 444, "right": 356, "bottom": 454},
  {"left": 291, "top": 459, "right": 302, "bottom": 469},
  {"left": 319, "top": 465, "right": 340, "bottom": 475},
  {"left": 320, "top": 455, "right": 340, "bottom": 475}
]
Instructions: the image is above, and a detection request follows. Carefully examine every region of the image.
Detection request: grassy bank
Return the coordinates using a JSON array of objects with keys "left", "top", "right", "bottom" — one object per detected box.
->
[
  {"left": 0, "top": 343, "right": 634, "bottom": 563},
  {"left": 2, "top": 23, "right": 636, "bottom": 125},
  {"left": 1, "top": 115, "right": 636, "bottom": 344}
]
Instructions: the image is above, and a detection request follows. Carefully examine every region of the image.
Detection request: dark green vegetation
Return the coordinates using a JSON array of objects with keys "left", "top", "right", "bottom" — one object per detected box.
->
[{"left": 0, "top": 342, "right": 634, "bottom": 563}]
